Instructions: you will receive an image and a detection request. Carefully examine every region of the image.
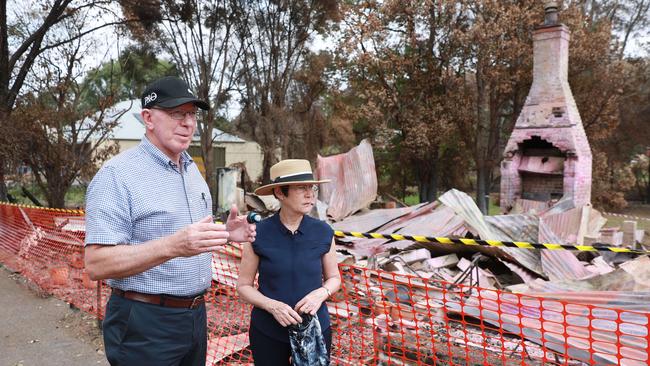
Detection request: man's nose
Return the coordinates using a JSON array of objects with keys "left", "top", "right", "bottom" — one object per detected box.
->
[{"left": 180, "top": 115, "right": 195, "bottom": 126}]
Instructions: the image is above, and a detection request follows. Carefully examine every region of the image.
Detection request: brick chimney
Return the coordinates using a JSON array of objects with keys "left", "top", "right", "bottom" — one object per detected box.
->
[{"left": 500, "top": 2, "right": 592, "bottom": 213}]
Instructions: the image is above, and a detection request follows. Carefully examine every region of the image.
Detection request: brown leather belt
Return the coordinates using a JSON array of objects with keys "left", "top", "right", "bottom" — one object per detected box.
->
[{"left": 112, "top": 288, "right": 205, "bottom": 309}]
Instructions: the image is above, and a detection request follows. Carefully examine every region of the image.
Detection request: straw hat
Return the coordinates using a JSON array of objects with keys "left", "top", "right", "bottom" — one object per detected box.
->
[{"left": 254, "top": 159, "right": 330, "bottom": 196}]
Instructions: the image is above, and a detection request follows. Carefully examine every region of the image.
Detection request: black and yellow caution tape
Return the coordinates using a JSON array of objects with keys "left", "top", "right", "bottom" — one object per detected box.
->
[
  {"left": 1, "top": 202, "right": 84, "bottom": 215},
  {"left": 3, "top": 202, "right": 646, "bottom": 255},
  {"left": 334, "top": 230, "right": 650, "bottom": 255}
]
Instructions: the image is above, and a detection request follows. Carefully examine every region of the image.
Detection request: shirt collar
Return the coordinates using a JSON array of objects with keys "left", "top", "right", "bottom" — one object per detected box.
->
[
  {"left": 273, "top": 210, "right": 308, "bottom": 236},
  {"left": 139, "top": 135, "right": 194, "bottom": 170}
]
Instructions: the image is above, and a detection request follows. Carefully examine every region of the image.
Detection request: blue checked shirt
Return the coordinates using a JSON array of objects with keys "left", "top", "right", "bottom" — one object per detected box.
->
[{"left": 84, "top": 136, "right": 213, "bottom": 296}]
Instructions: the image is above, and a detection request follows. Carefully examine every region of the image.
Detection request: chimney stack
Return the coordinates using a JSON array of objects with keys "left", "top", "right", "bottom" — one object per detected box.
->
[
  {"left": 500, "top": 2, "right": 592, "bottom": 213},
  {"left": 544, "top": 1, "right": 559, "bottom": 25}
]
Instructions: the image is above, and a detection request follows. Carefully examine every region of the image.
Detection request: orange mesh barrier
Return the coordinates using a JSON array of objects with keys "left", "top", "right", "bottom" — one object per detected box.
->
[
  {"left": 1, "top": 202, "right": 649, "bottom": 365},
  {"left": 0, "top": 204, "right": 107, "bottom": 319}
]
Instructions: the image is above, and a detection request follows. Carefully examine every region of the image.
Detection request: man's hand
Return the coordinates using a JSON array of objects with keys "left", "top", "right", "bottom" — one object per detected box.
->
[
  {"left": 265, "top": 299, "right": 303, "bottom": 327},
  {"left": 225, "top": 204, "right": 257, "bottom": 243},
  {"left": 171, "top": 215, "right": 229, "bottom": 257},
  {"left": 294, "top": 287, "right": 328, "bottom": 315}
]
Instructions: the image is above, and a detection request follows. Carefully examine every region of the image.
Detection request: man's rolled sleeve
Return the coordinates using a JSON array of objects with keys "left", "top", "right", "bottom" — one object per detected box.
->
[{"left": 84, "top": 166, "right": 132, "bottom": 246}]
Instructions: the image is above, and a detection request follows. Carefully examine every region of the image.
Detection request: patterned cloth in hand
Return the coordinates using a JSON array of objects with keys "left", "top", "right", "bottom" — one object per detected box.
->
[{"left": 288, "top": 313, "right": 329, "bottom": 366}]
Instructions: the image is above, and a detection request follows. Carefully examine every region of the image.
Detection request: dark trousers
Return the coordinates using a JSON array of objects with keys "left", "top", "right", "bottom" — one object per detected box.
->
[
  {"left": 249, "top": 325, "right": 332, "bottom": 366},
  {"left": 103, "top": 293, "right": 207, "bottom": 366}
]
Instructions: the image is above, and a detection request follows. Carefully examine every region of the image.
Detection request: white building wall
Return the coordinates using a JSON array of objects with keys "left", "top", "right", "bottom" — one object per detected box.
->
[
  {"left": 218, "top": 141, "right": 264, "bottom": 182},
  {"left": 114, "top": 140, "right": 140, "bottom": 152},
  {"left": 107, "top": 139, "right": 264, "bottom": 183}
]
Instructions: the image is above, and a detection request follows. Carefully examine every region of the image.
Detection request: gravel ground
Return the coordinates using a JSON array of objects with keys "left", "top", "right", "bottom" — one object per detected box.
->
[{"left": 0, "top": 265, "right": 108, "bottom": 366}]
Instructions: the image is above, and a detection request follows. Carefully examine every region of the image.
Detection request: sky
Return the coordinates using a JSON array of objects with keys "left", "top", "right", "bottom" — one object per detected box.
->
[{"left": 626, "top": 35, "right": 650, "bottom": 57}]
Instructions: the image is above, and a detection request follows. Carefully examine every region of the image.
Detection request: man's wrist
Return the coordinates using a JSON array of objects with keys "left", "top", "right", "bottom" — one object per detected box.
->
[{"left": 161, "top": 233, "right": 178, "bottom": 259}]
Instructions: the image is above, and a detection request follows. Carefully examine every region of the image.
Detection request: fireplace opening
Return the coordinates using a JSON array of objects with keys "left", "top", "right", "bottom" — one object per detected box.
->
[
  {"left": 517, "top": 136, "right": 565, "bottom": 202},
  {"left": 518, "top": 136, "right": 564, "bottom": 156}
]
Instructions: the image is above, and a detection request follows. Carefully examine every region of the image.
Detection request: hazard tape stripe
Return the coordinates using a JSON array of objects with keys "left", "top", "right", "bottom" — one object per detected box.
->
[
  {"left": 3, "top": 202, "right": 646, "bottom": 255},
  {"left": 333, "top": 230, "right": 650, "bottom": 255},
  {"left": 1, "top": 202, "right": 84, "bottom": 215}
]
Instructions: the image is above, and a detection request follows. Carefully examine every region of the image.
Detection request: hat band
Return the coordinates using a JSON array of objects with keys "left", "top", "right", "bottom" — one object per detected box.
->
[{"left": 273, "top": 172, "right": 314, "bottom": 184}]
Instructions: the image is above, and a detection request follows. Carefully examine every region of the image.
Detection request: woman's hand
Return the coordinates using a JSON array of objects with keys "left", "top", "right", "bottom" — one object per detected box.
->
[
  {"left": 294, "top": 287, "right": 328, "bottom": 316},
  {"left": 265, "top": 300, "right": 303, "bottom": 327}
]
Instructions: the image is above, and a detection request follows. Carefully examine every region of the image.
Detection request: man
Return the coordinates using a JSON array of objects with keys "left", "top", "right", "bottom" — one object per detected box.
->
[{"left": 84, "top": 76, "right": 256, "bottom": 366}]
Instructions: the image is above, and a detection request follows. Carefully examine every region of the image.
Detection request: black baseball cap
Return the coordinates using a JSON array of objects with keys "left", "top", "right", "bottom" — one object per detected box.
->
[{"left": 141, "top": 76, "right": 210, "bottom": 110}]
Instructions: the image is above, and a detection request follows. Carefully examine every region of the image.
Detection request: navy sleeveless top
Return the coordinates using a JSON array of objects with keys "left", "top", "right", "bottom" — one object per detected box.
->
[{"left": 250, "top": 212, "right": 334, "bottom": 342}]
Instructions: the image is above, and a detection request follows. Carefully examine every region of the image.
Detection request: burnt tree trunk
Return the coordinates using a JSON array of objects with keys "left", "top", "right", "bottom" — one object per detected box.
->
[
  {"left": 647, "top": 156, "right": 650, "bottom": 204},
  {"left": 417, "top": 155, "right": 438, "bottom": 203},
  {"left": 475, "top": 65, "right": 490, "bottom": 215}
]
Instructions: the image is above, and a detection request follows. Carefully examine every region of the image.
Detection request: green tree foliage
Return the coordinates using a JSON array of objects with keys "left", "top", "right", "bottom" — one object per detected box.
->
[
  {"left": 0, "top": 0, "right": 132, "bottom": 202},
  {"left": 81, "top": 45, "right": 178, "bottom": 109}
]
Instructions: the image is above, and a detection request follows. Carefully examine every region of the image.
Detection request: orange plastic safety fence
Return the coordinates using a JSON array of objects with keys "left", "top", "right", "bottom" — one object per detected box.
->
[
  {"left": 2, "top": 203, "right": 650, "bottom": 365},
  {"left": 330, "top": 265, "right": 650, "bottom": 365},
  {"left": 0, "top": 203, "right": 107, "bottom": 319}
]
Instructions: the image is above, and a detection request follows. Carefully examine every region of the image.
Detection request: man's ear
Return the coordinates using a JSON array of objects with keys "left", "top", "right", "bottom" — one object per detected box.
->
[{"left": 141, "top": 109, "right": 155, "bottom": 131}]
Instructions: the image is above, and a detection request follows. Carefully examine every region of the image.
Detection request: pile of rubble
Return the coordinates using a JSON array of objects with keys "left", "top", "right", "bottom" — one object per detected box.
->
[
  {"left": 331, "top": 188, "right": 649, "bottom": 297},
  {"left": 244, "top": 141, "right": 648, "bottom": 307},
  {"left": 226, "top": 140, "right": 649, "bottom": 364}
]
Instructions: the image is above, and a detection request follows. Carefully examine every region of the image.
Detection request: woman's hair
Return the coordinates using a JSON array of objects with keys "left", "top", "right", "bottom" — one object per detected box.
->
[{"left": 273, "top": 185, "right": 290, "bottom": 199}]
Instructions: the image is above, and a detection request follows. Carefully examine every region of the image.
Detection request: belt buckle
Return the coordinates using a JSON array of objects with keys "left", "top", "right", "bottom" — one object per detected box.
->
[{"left": 190, "top": 295, "right": 202, "bottom": 309}]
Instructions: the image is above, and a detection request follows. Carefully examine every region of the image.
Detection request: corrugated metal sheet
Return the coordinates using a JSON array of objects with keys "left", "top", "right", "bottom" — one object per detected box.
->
[
  {"left": 316, "top": 139, "right": 377, "bottom": 221},
  {"left": 516, "top": 256, "right": 650, "bottom": 295},
  {"left": 331, "top": 204, "right": 424, "bottom": 233},
  {"left": 490, "top": 200, "right": 602, "bottom": 282},
  {"left": 438, "top": 189, "right": 495, "bottom": 239},
  {"left": 513, "top": 275, "right": 650, "bottom": 315},
  {"left": 519, "top": 290, "right": 650, "bottom": 312},
  {"left": 587, "top": 208, "right": 608, "bottom": 237},
  {"left": 538, "top": 219, "right": 594, "bottom": 281},
  {"left": 439, "top": 189, "right": 544, "bottom": 276},
  {"left": 376, "top": 201, "right": 439, "bottom": 233},
  {"left": 386, "top": 206, "right": 469, "bottom": 252},
  {"left": 540, "top": 195, "right": 576, "bottom": 216},
  {"left": 484, "top": 214, "right": 539, "bottom": 242},
  {"left": 397, "top": 205, "right": 463, "bottom": 236},
  {"left": 340, "top": 202, "right": 475, "bottom": 257},
  {"left": 540, "top": 206, "right": 583, "bottom": 244}
]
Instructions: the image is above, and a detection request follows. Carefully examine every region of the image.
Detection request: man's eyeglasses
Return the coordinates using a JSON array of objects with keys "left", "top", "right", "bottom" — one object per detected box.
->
[
  {"left": 292, "top": 185, "right": 319, "bottom": 194},
  {"left": 152, "top": 108, "right": 198, "bottom": 121}
]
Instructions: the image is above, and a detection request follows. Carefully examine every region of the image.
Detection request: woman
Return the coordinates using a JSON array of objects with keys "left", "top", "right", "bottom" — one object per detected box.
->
[{"left": 237, "top": 159, "right": 341, "bottom": 365}]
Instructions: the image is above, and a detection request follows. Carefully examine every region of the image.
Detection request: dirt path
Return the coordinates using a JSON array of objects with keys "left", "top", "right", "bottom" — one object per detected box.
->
[{"left": 0, "top": 266, "right": 108, "bottom": 366}]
